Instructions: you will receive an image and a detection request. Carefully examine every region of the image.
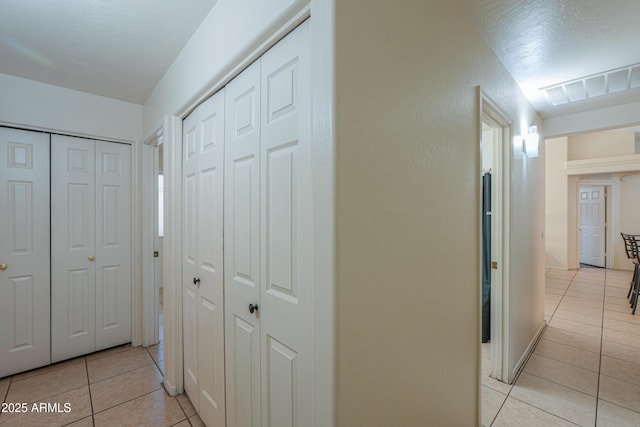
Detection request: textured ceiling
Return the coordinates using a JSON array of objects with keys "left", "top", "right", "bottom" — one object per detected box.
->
[
  {"left": 0, "top": 0, "right": 217, "bottom": 104},
  {"left": 462, "top": 0, "right": 640, "bottom": 117}
]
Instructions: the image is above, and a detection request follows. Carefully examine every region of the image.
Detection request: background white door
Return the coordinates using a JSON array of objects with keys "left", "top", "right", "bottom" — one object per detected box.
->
[
  {"left": 51, "top": 135, "right": 97, "bottom": 361},
  {"left": 52, "top": 135, "right": 132, "bottom": 362},
  {"left": 0, "top": 127, "right": 50, "bottom": 378},
  {"left": 579, "top": 185, "right": 606, "bottom": 267},
  {"left": 182, "top": 89, "right": 226, "bottom": 426},
  {"left": 94, "top": 141, "right": 132, "bottom": 350}
]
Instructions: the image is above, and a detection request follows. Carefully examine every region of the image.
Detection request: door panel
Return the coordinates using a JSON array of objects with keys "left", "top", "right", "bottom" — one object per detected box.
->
[
  {"left": 183, "top": 110, "right": 200, "bottom": 408},
  {"left": 196, "top": 89, "right": 226, "bottom": 427},
  {"left": 95, "top": 141, "right": 131, "bottom": 350},
  {"left": 579, "top": 185, "right": 605, "bottom": 267},
  {"left": 52, "top": 135, "right": 96, "bottom": 362},
  {"left": 182, "top": 90, "right": 226, "bottom": 425},
  {"left": 260, "top": 21, "right": 312, "bottom": 427},
  {"left": 0, "top": 128, "right": 50, "bottom": 377},
  {"left": 225, "top": 60, "right": 262, "bottom": 427}
]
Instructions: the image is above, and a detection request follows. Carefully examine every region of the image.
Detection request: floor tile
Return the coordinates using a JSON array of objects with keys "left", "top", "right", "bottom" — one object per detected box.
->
[
  {"left": 510, "top": 372, "right": 596, "bottom": 426},
  {"left": 534, "top": 338, "right": 600, "bottom": 372},
  {"left": 541, "top": 326, "right": 601, "bottom": 354},
  {"left": 5, "top": 360, "right": 88, "bottom": 404},
  {"left": 188, "top": 414, "right": 206, "bottom": 427},
  {"left": 90, "top": 364, "right": 163, "bottom": 413},
  {"left": 523, "top": 354, "right": 598, "bottom": 396},
  {"left": 87, "top": 346, "right": 154, "bottom": 383},
  {"left": 492, "top": 397, "right": 576, "bottom": 427},
  {"left": 172, "top": 420, "right": 191, "bottom": 427},
  {"left": 553, "top": 308, "right": 602, "bottom": 327},
  {"left": 0, "top": 377, "right": 10, "bottom": 401},
  {"left": 604, "top": 309, "right": 640, "bottom": 325},
  {"left": 604, "top": 318, "right": 640, "bottom": 336},
  {"left": 147, "top": 341, "right": 164, "bottom": 364},
  {"left": 597, "top": 399, "right": 640, "bottom": 427},
  {"left": 605, "top": 302, "right": 635, "bottom": 314},
  {"left": 66, "top": 416, "right": 94, "bottom": 426},
  {"left": 602, "top": 339, "right": 640, "bottom": 365},
  {"left": 10, "top": 357, "right": 85, "bottom": 382},
  {"left": 601, "top": 355, "right": 640, "bottom": 387},
  {"left": 0, "top": 386, "right": 91, "bottom": 426},
  {"left": 93, "top": 389, "right": 185, "bottom": 427},
  {"left": 176, "top": 393, "right": 197, "bottom": 418},
  {"left": 599, "top": 374, "right": 640, "bottom": 413},
  {"left": 549, "top": 317, "right": 602, "bottom": 339},
  {"left": 481, "top": 386, "right": 506, "bottom": 427},
  {"left": 85, "top": 344, "right": 132, "bottom": 361},
  {"left": 603, "top": 328, "right": 640, "bottom": 349}
]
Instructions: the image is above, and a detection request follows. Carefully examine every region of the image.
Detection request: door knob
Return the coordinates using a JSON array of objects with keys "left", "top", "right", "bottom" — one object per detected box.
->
[
  {"left": 193, "top": 277, "right": 200, "bottom": 287},
  {"left": 88, "top": 256, "right": 95, "bottom": 261},
  {"left": 0, "top": 264, "right": 7, "bottom": 271},
  {"left": 249, "top": 303, "right": 259, "bottom": 314}
]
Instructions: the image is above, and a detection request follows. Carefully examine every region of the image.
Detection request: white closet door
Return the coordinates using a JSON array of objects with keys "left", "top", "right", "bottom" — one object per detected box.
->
[
  {"left": 260, "top": 21, "right": 312, "bottom": 427},
  {"left": 183, "top": 108, "right": 200, "bottom": 406},
  {"left": 196, "top": 90, "right": 226, "bottom": 426},
  {"left": 183, "top": 90, "right": 227, "bottom": 425},
  {"left": 225, "top": 60, "right": 262, "bottom": 427},
  {"left": 95, "top": 141, "right": 132, "bottom": 350},
  {"left": 51, "top": 135, "right": 97, "bottom": 362},
  {"left": 0, "top": 128, "right": 50, "bottom": 378}
]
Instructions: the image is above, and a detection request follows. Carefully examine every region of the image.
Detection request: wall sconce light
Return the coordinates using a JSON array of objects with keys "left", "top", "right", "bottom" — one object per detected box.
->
[{"left": 524, "top": 125, "right": 539, "bottom": 158}]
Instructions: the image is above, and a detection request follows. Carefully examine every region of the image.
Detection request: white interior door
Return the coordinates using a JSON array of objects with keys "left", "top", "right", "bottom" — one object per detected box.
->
[
  {"left": 182, "top": 90, "right": 226, "bottom": 426},
  {"left": 259, "top": 21, "right": 312, "bottom": 427},
  {"left": 95, "top": 141, "right": 132, "bottom": 350},
  {"left": 0, "top": 127, "right": 51, "bottom": 378},
  {"left": 195, "top": 90, "right": 226, "bottom": 426},
  {"left": 225, "top": 60, "right": 262, "bottom": 427},
  {"left": 183, "top": 107, "right": 200, "bottom": 407},
  {"left": 579, "top": 185, "right": 605, "bottom": 267},
  {"left": 52, "top": 135, "right": 97, "bottom": 362}
]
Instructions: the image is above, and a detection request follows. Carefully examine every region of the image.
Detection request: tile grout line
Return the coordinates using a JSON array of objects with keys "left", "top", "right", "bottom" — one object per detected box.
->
[
  {"left": 594, "top": 268, "right": 609, "bottom": 426},
  {"left": 82, "top": 357, "right": 96, "bottom": 425}
]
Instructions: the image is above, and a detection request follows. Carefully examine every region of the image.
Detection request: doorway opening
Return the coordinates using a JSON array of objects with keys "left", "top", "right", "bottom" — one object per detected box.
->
[{"left": 480, "top": 91, "right": 511, "bottom": 386}]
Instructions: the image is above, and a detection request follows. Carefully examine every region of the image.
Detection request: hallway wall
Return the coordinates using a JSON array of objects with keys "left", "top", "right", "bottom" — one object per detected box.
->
[
  {"left": 334, "top": 1, "right": 544, "bottom": 425},
  {"left": 0, "top": 72, "right": 142, "bottom": 142}
]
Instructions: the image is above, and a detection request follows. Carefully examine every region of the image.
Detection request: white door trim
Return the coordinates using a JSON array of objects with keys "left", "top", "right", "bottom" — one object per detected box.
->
[
  {"left": 142, "top": 129, "right": 162, "bottom": 347},
  {"left": 479, "top": 89, "right": 512, "bottom": 384},
  {"left": 162, "top": 114, "right": 184, "bottom": 395}
]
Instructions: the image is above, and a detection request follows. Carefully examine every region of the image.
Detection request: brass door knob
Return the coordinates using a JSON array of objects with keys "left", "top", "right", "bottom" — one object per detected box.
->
[
  {"left": 88, "top": 256, "right": 95, "bottom": 261},
  {"left": 0, "top": 264, "right": 7, "bottom": 271}
]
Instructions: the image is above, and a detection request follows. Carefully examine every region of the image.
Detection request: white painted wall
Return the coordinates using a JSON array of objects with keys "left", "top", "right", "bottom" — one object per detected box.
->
[
  {"left": 0, "top": 73, "right": 142, "bottom": 142},
  {"left": 546, "top": 137, "right": 569, "bottom": 268},
  {"left": 618, "top": 173, "right": 640, "bottom": 269},
  {"left": 544, "top": 100, "right": 640, "bottom": 138},
  {"left": 334, "top": 1, "right": 544, "bottom": 425},
  {"left": 568, "top": 130, "right": 635, "bottom": 160},
  {"left": 143, "top": 0, "right": 309, "bottom": 138}
]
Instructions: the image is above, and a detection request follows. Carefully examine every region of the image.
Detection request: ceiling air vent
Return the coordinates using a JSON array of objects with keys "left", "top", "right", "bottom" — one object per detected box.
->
[{"left": 541, "top": 63, "right": 640, "bottom": 106}]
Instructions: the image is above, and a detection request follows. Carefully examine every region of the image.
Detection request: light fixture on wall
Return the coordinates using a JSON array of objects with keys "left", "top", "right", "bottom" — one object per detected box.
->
[{"left": 524, "top": 125, "right": 539, "bottom": 158}]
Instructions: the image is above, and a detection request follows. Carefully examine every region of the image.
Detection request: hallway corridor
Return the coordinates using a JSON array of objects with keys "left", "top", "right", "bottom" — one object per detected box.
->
[{"left": 483, "top": 267, "right": 640, "bottom": 426}]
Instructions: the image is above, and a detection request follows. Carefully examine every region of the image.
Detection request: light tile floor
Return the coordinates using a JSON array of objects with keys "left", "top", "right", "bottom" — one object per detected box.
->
[
  {"left": 3, "top": 270, "right": 639, "bottom": 426},
  {"left": 0, "top": 299, "right": 203, "bottom": 426},
  {"left": 483, "top": 266, "right": 640, "bottom": 426}
]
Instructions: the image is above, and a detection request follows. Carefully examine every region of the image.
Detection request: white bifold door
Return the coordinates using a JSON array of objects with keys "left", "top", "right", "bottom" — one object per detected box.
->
[
  {"left": 0, "top": 128, "right": 51, "bottom": 378},
  {"left": 182, "top": 89, "right": 226, "bottom": 426},
  {"left": 224, "top": 21, "right": 313, "bottom": 427},
  {"left": 51, "top": 135, "right": 132, "bottom": 362}
]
